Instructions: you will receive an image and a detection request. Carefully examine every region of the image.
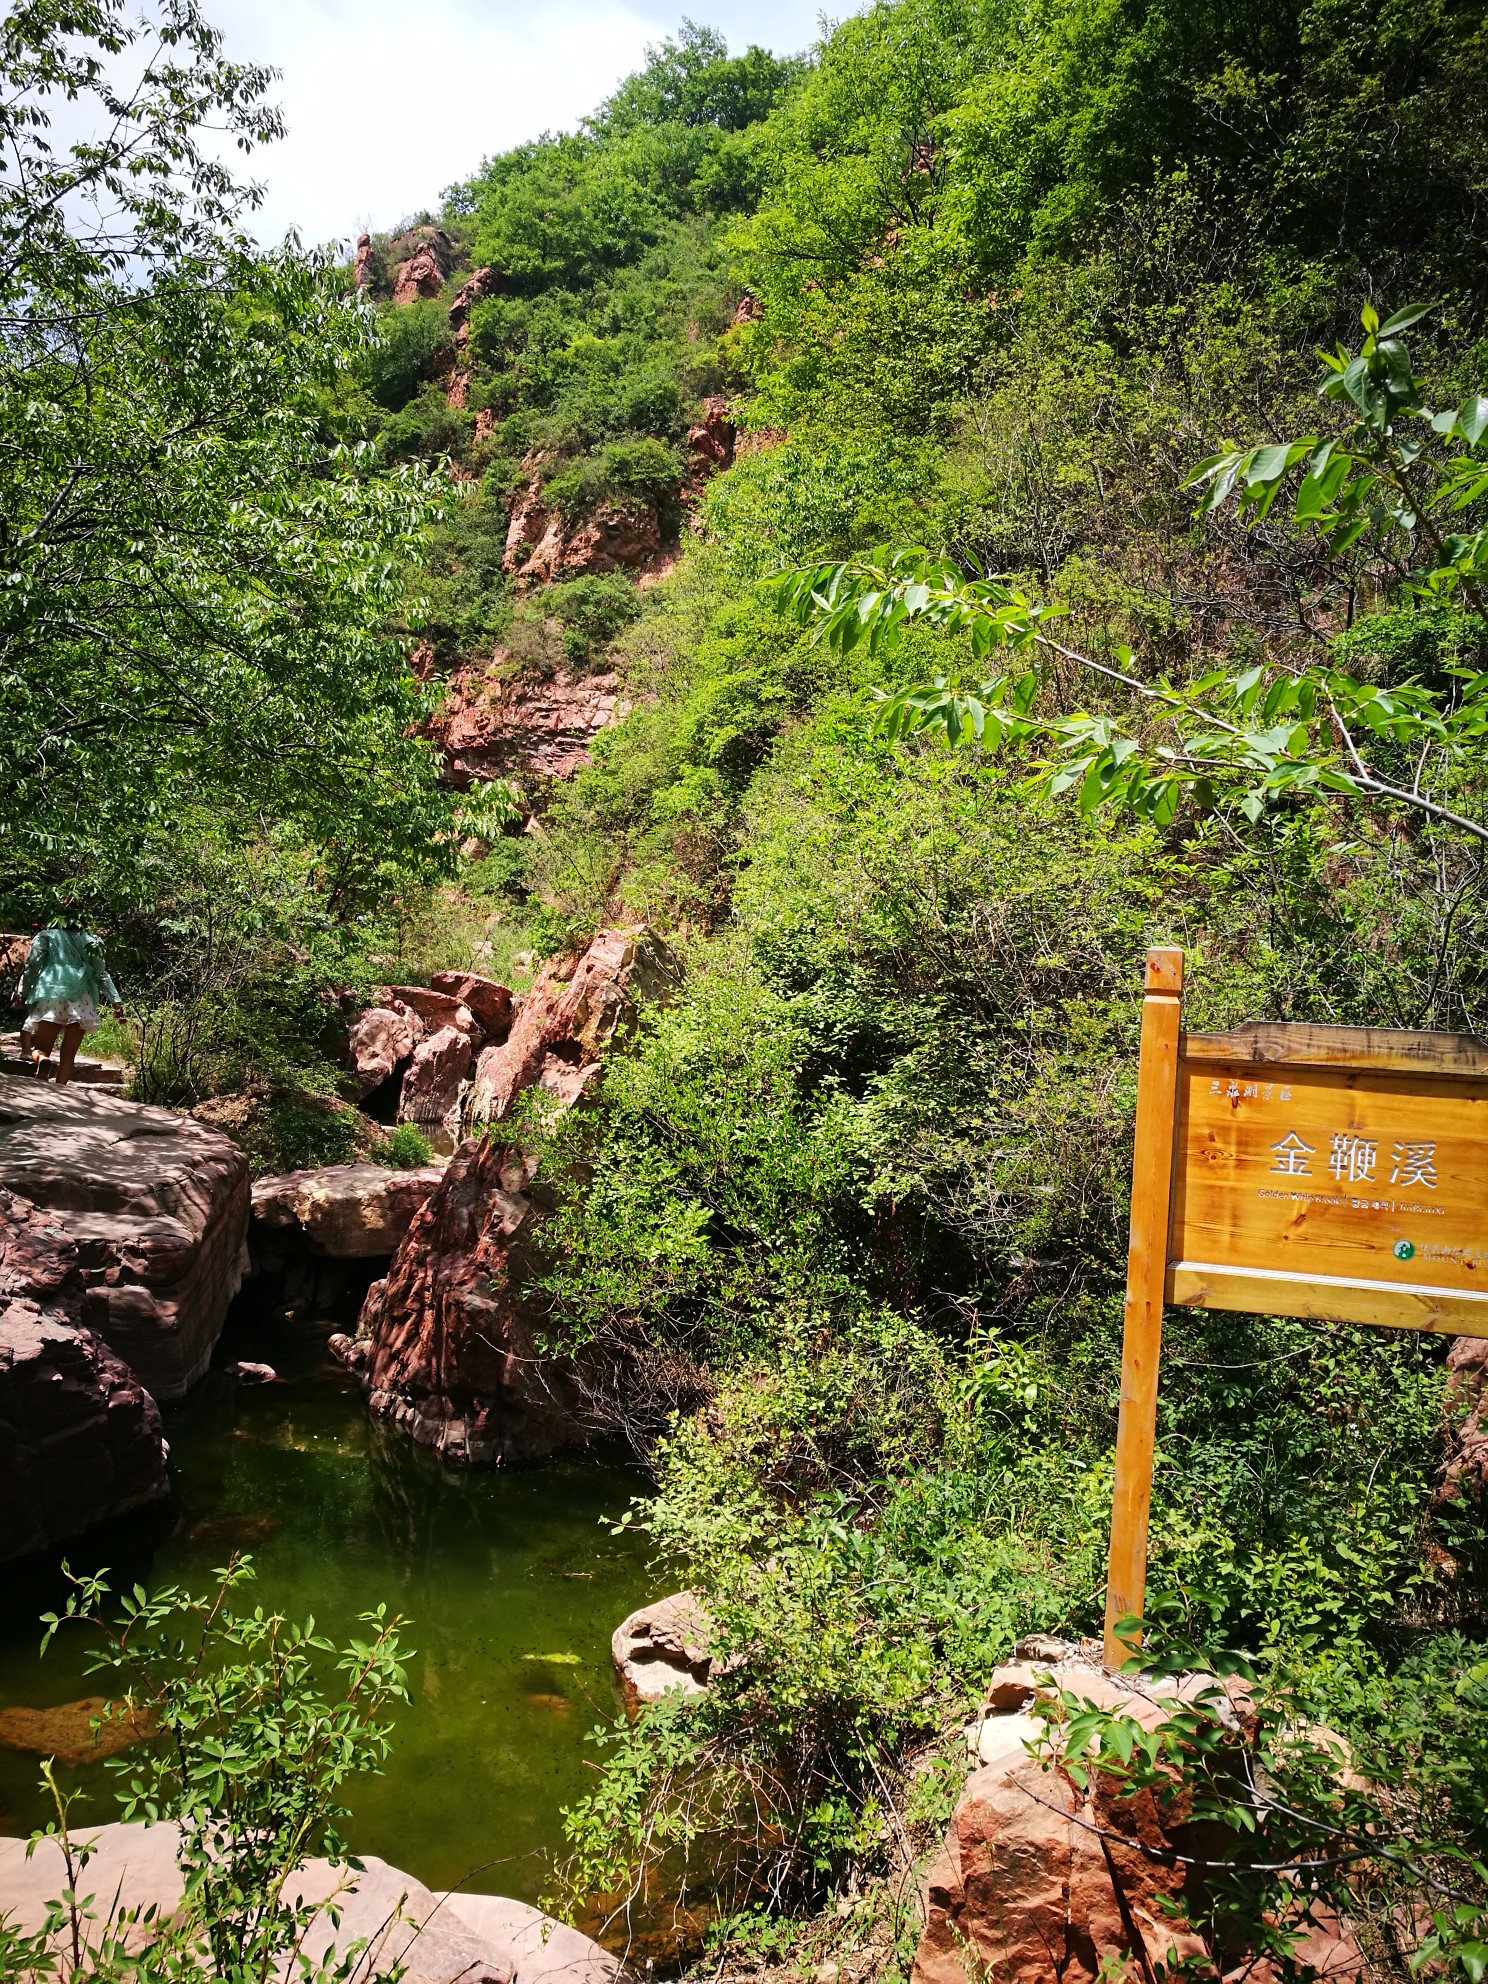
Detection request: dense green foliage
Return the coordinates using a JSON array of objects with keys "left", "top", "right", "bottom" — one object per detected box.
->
[
  {"left": 7, "top": 0, "right": 1488, "bottom": 1971},
  {"left": 427, "top": 0, "right": 1488, "bottom": 1961}
]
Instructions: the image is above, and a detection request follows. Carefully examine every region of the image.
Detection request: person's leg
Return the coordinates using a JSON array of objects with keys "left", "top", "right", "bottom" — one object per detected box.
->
[
  {"left": 27, "top": 1020, "right": 60, "bottom": 1074},
  {"left": 56, "top": 1023, "right": 84, "bottom": 1085}
]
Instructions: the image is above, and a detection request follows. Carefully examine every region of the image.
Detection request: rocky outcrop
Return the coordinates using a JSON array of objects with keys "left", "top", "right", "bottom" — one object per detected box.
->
[
  {"left": 353, "top": 230, "right": 375, "bottom": 290},
  {"left": 251, "top": 1164, "right": 445, "bottom": 1260},
  {"left": 345, "top": 977, "right": 514, "bottom": 1146},
  {"left": 348, "top": 930, "right": 676, "bottom": 1464},
  {"left": 503, "top": 472, "right": 663, "bottom": 585},
  {"left": 351, "top": 1137, "right": 580, "bottom": 1465},
  {"left": 915, "top": 1638, "right": 1362, "bottom": 1984},
  {"left": 468, "top": 929, "right": 675, "bottom": 1127},
  {"left": 0, "top": 1076, "right": 249, "bottom": 1399},
  {"left": 611, "top": 1593, "right": 717, "bottom": 1704},
  {"left": 448, "top": 266, "right": 502, "bottom": 344},
  {"left": 686, "top": 395, "right": 735, "bottom": 479},
  {"left": 434, "top": 664, "right": 628, "bottom": 783},
  {"left": 0, "top": 1820, "right": 623, "bottom": 1984},
  {"left": 388, "top": 225, "right": 456, "bottom": 306}
]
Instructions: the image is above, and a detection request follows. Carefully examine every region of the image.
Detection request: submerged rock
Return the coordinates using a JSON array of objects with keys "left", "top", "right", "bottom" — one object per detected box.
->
[
  {"left": 611, "top": 1592, "right": 717, "bottom": 1704},
  {"left": 0, "top": 1695, "right": 155, "bottom": 1767},
  {"left": 0, "top": 1075, "right": 249, "bottom": 1398}
]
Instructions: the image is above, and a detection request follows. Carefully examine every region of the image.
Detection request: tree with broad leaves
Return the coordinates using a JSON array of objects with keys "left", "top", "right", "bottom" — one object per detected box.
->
[
  {"left": 767, "top": 306, "right": 1488, "bottom": 849},
  {"left": 0, "top": 0, "right": 456, "bottom": 904}
]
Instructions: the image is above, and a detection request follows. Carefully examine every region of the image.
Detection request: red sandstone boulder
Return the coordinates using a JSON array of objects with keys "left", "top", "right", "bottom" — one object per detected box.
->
[
  {"left": 0, "top": 1076, "right": 249, "bottom": 1399},
  {"left": 428, "top": 972, "right": 513, "bottom": 1039},
  {"left": 397, "top": 1024, "right": 472, "bottom": 1145},
  {"left": 1440, "top": 1335, "right": 1488, "bottom": 1502},
  {"left": 468, "top": 928, "right": 676, "bottom": 1127},
  {"left": 353, "top": 230, "right": 375, "bottom": 290},
  {"left": 356, "top": 1138, "right": 582, "bottom": 1465},
  {"left": 379, "top": 985, "right": 482, "bottom": 1043},
  {"left": 0, "top": 1288, "right": 168, "bottom": 1563},
  {"left": 917, "top": 1644, "right": 1359, "bottom": 1984},
  {"left": 347, "top": 1002, "right": 424, "bottom": 1098}
]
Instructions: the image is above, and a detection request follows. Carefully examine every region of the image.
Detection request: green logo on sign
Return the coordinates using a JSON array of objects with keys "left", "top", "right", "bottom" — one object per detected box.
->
[{"left": 1393, "top": 1238, "right": 1415, "bottom": 1261}]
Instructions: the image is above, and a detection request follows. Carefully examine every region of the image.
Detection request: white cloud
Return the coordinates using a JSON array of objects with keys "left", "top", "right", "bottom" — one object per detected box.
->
[{"left": 209, "top": 0, "right": 834, "bottom": 253}]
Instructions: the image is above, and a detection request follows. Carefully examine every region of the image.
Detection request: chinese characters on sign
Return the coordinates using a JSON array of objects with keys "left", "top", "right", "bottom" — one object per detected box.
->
[
  {"left": 1267, "top": 1132, "right": 1439, "bottom": 1186},
  {"left": 1107, "top": 946, "right": 1488, "bottom": 1667}
]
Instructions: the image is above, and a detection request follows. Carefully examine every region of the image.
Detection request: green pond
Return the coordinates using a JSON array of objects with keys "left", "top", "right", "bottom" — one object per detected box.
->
[{"left": 0, "top": 1301, "right": 655, "bottom": 1902}]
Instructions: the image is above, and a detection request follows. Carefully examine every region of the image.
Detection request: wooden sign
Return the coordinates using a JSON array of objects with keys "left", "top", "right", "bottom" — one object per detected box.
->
[{"left": 1103, "top": 947, "right": 1488, "bottom": 1665}]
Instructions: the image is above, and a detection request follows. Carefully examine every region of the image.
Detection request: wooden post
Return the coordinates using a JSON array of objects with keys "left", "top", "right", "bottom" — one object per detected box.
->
[{"left": 1103, "top": 946, "right": 1185, "bottom": 1667}]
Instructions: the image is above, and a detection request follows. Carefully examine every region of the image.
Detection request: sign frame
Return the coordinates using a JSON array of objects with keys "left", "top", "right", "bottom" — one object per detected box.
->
[{"left": 1102, "top": 946, "right": 1488, "bottom": 1665}]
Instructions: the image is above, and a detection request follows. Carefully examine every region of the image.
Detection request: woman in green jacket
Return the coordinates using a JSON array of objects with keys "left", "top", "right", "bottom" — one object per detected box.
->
[{"left": 18, "top": 919, "right": 124, "bottom": 1085}]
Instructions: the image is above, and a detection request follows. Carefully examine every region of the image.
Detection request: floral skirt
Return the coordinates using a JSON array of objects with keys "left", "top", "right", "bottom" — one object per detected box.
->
[{"left": 25, "top": 996, "right": 101, "bottom": 1033}]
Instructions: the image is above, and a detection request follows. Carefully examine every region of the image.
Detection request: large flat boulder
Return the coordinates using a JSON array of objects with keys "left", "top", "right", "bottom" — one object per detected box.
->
[
  {"left": 251, "top": 1163, "right": 445, "bottom": 1259},
  {"left": 0, "top": 1820, "right": 623, "bottom": 1984},
  {"left": 0, "top": 1075, "right": 249, "bottom": 1398}
]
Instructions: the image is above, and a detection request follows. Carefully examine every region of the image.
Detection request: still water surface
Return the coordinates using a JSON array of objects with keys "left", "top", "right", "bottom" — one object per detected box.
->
[{"left": 0, "top": 1315, "right": 653, "bottom": 1901}]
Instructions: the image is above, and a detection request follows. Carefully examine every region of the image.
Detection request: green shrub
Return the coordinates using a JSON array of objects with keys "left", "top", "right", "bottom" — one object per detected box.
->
[
  {"left": 1, "top": 1561, "right": 410, "bottom": 1981},
  {"left": 371, "top": 1122, "right": 436, "bottom": 1169}
]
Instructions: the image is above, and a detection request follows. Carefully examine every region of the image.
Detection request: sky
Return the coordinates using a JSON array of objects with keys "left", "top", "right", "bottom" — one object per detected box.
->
[{"left": 207, "top": 0, "right": 837, "bottom": 252}]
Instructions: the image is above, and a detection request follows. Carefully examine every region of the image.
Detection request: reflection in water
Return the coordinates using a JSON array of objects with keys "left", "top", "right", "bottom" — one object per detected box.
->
[{"left": 0, "top": 1305, "right": 654, "bottom": 1902}]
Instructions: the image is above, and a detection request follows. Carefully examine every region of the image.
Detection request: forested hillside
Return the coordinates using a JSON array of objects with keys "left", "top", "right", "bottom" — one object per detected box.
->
[{"left": 4, "top": 0, "right": 1488, "bottom": 1975}]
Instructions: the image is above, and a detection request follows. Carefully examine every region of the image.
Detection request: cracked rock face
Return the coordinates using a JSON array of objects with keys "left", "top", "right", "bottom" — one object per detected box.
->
[
  {"left": 0, "top": 1077, "right": 249, "bottom": 1400},
  {"left": 354, "top": 1137, "right": 584, "bottom": 1466}
]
